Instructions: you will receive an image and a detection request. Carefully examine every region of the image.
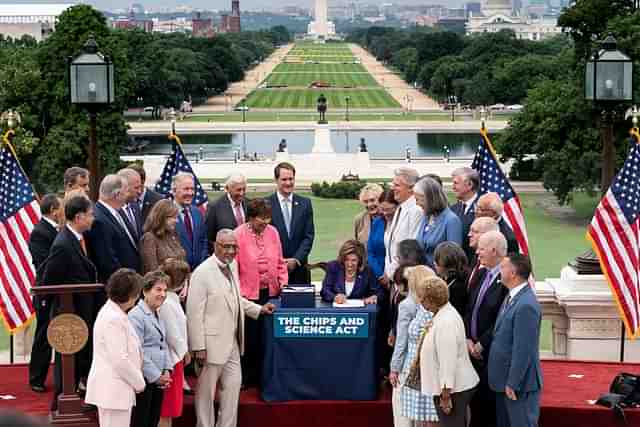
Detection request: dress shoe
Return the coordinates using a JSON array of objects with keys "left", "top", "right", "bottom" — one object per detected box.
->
[{"left": 30, "top": 384, "right": 46, "bottom": 393}]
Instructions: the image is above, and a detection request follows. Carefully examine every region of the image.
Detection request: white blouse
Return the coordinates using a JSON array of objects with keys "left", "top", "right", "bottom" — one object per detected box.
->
[{"left": 158, "top": 292, "right": 188, "bottom": 367}]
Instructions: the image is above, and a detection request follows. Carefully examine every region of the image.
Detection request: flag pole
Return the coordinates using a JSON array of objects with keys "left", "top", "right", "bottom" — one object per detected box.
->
[{"left": 167, "top": 107, "right": 183, "bottom": 146}]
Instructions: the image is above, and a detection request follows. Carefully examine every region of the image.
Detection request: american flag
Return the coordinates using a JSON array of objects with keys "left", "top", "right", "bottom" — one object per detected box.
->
[
  {"left": 587, "top": 129, "right": 640, "bottom": 338},
  {"left": 0, "top": 143, "right": 39, "bottom": 332},
  {"left": 154, "top": 138, "right": 209, "bottom": 210},
  {"left": 471, "top": 129, "right": 530, "bottom": 256}
]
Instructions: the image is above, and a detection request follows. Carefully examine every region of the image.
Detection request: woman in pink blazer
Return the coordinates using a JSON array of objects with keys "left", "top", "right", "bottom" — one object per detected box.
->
[
  {"left": 235, "top": 198, "right": 288, "bottom": 387},
  {"left": 85, "top": 269, "right": 146, "bottom": 427}
]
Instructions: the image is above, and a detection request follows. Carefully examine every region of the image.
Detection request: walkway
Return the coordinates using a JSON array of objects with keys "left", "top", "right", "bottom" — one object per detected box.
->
[
  {"left": 350, "top": 44, "right": 440, "bottom": 111},
  {"left": 192, "top": 44, "right": 294, "bottom": 113}
]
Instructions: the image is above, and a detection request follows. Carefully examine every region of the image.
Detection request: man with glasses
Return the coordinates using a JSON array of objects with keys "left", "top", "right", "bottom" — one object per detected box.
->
[{"left": 187, "top": 229, "right": 275, "bottom": 427}]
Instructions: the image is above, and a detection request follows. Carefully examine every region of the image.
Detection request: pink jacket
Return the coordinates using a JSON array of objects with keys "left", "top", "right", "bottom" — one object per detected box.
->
[
  {"left": 235, "top": 223, "right": 288, "bottom": 300},
  {"left": 85, "top": 299, "right": 145, "bottom": 410}
]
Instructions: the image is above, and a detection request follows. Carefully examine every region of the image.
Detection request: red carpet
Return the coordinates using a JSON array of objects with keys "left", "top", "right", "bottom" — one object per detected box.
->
[{"left": 0, "top": 360, "right": 638, "bottom": 427}]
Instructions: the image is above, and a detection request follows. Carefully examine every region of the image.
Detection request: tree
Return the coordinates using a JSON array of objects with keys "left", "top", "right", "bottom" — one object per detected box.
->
[
  {"left": 558, "top": 0, "right": 636, "bottom": 59},
  {"left": 33, "top": 5, "right": 130, "bottom": 189}
]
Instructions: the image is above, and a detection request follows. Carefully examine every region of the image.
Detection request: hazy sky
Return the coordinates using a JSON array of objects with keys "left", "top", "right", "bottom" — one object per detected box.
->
[{"left": 11, "top": 0, "right": 467, "bottom": 12}]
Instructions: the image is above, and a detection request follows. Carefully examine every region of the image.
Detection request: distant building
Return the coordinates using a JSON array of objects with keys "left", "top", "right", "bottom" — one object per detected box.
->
[
  {"left": 219, "top": 0, "right": 240, "bottom": 33},
  {"left": 436, "top": 17, "right": 468, "bottom": 33},
  {"left": 0, "top": 3, "right": 74, "bottom": 41},
  {"left": 111, "top": 9, "right": 153, "bottom": 32},
  {"left": 192, "top": 12, "right": 214, "bottom": 37},
  {"left": 466, "top": 12, "right": 561, "bottom": 40}
]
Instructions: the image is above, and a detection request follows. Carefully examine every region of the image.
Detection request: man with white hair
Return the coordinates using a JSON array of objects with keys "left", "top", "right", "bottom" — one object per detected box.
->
[
  {"left": 117, "top": 168, "right": 144, "bottom": 240},
  {"left": 173, "top": 172, "right": 208, "bottom": 270},
  {"left": 188, "top": 229, "right": 275, "bottom": 427},
  {"left": 206, "top": 172, "right": 249, "bottom": 252},
  {"left": 467, "top": 216, "right": 499, "bottom": 270},
  {"left": 86, "top": 174, "right": 142, "bottom": 286},
  {"left": 464, "top": 230, "right": 509, "bottom": 427},
  {"left": 383, "top": 166, "right": 423, "bottom": 284},
  {"left": 475, "top": 192, "right": 520, "bottom": 255}
]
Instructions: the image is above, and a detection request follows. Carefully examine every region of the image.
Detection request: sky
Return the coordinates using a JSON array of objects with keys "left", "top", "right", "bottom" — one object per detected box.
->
[{"left": 10, "top": 0, "right": 467, "bottom": 12}]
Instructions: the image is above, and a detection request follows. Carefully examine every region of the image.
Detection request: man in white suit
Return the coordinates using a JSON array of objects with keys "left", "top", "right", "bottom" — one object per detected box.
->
[{"left": 187, "top": 229, "right": 275, "bottom": 427}]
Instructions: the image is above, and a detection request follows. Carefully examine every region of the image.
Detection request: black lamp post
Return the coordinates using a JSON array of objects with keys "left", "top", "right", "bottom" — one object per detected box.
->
[
  {"left": 585, "top": 33, "right": 634, "bottom": 194},
  {"left": 241, "top": 99, "right": 247, "bottom": 123},
  {"left": 69, "top": 35, "right": 115, "bottom": 202},
  {"left": 448, "top": 95, "right": 457, "bottom": 122},
  {"left": 345, "top": 96, "right": 350, "bottom": 122},
  {"left": 574, "top": 33, "right": 634, "bottom": 362}
]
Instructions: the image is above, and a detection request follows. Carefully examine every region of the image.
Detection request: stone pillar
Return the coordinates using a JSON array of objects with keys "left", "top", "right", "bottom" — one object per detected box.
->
[{"left": 539, "top": 266, "right": 640, "bottom": 361}]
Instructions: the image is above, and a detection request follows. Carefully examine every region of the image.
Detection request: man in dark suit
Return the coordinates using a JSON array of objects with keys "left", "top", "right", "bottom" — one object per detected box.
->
[
  {"left": 40, "top": 195, "right": 98, "bottom": 408},
  {"left": 117, "top": 168, "right": 144, "bottom": 241},
  {"left": 206, "top": 172, "right": 248, "bottom": 253},
  {"left": 86, "top": 174, "right": 142, "bottom": 287},
  {"left": 475, "top": 192, "right": 520, "bottom": 255},
  {"left": 465, "top": 231, "right": 509, "bottom": 427},
  {"left": 450, "top": 167, "right": 480, "bottom": 263},
  {"left": 28, "top": 194, "right": 62, "bottom": 392},
  {"left": 467, "top": 217, "right": 499, "bottom": 278},
  {"left": 490, "top": 254, "right": 542, "bottom": 427},
  {"left": 173, "top": 172, "right": 208, "bottom": 270},
  {"left": 267, "top": 162, "right": 315, "bottom": 284},
  {"left": 128, "top": 163, "right": 164, "bottom": 226}
]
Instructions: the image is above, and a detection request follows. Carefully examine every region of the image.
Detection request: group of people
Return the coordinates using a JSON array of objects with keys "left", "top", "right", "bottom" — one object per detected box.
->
[
  {"left": 27, "top": 162, "right": 314, "bottom": 427},
  {"left": 349, "top": 167, "right": 542, "bottom": 427},
  {"left": 26, "top": 160, "right": 542, "bottom": 427}
]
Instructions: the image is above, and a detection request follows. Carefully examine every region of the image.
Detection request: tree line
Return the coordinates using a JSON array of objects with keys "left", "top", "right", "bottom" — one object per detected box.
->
[
  {"left": 347, "top": 26, "right": 572, "bottom": 107},
  {"left": 0, "top": 5, "right": 290, "bottom": 193}
]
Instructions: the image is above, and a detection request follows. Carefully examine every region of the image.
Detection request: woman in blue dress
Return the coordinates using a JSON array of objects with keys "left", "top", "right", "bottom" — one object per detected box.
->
[
  {"left": 414, "top": 177, "right": 462, "bottom": 269},
  {"left": 400, "top": 265, "right": 439, "bottom": 426}
]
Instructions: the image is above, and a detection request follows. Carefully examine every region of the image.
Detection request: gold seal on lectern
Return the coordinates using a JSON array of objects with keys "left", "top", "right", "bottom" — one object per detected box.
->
[{"left": 47, "top": 313, "right": 89, "bottom": 355}]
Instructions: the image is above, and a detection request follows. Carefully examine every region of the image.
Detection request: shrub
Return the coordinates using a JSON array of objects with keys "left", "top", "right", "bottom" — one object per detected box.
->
[{"left": 311, "top": 181, "right": 367, "bottom": 199}]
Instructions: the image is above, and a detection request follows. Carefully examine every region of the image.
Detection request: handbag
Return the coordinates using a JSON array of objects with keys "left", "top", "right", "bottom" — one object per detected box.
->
[
  {"left": 595, "top": 372, "right": 640, "bottom": 426},
  {"left": 404, "top": 320, "right": 433, "bottom": 391}
]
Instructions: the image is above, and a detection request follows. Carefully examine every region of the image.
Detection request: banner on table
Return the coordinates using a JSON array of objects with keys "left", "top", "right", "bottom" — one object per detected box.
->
[{"left": 273, "top": 312, "right": 369, "bottom": 338}]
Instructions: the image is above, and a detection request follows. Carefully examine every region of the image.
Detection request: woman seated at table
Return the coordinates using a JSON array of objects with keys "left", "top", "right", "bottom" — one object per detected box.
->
[{"left": 320, "top": 239, "right": 381, "bottom": 304}]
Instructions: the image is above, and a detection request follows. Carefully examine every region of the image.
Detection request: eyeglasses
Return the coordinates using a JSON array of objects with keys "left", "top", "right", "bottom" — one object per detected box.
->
[{"left": 216, "top": 242, "right": 238, "bottom": 251}]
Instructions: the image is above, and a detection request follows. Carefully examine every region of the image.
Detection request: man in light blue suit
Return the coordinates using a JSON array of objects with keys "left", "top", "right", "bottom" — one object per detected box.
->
[
  {"left": 173, "top": 172, "right": 208, "bottom": 270},
  {"left": 489, "top": 253, "right": 542, "bottom": 427}
]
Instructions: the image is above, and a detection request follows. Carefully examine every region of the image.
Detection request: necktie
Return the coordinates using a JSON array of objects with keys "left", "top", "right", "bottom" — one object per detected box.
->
[
  {"left": 183, "top": 207, "right": 193, "bottom": 241},
  {"left": 234, "top": 202, "right": 244, "bottom": 226},
  {"left": 79, "top": 237, "right": 87, "bottom": 256},
  {"left": 282, "top": 197, "right": 291, "bottom": 237},
  {"left": 221, "top": 264, "right": 232, "bottom": 283},
  {"left": 470, "top": 270, "right": 495, "bottom": 340},
  {"left": 127, "top": 204, "right": 137, "bottom": 228}
]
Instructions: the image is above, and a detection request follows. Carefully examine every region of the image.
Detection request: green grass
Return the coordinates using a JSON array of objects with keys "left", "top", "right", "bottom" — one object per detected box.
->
[
  {"left": 266, "top": 72, "right": 378, "bottom": 88},
  {"left": 274, "top": 63, "right": 367, "bottom": 73},
  {"left": 245, "top": 88, "right": 400, "bottom": 109}
]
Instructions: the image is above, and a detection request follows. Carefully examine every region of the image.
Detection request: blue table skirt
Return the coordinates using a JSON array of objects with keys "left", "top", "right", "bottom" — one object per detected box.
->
[{"left": 261, "top": 298, "right": 378, "bottom": 401}]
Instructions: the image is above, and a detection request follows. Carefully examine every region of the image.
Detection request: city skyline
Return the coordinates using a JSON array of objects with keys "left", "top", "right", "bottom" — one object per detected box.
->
[{"left": 10, "top": 0, "right": 468, "bottom": 13}]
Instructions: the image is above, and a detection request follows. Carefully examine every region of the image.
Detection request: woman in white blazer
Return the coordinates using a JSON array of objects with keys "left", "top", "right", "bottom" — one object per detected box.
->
[
  {"left": 418, "top": 276, "right": 479, "bottom": 427},
  {"left": 158, "top": 259, "right": 191, "bottom": 427},
  {"left": 85, "top": 269, "right": 146, "bottom": 427}
]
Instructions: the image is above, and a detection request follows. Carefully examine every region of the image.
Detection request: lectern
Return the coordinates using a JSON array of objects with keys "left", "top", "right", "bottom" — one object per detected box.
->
[{"left": 32, "top": 283, "right": 103, "bottom": 426}]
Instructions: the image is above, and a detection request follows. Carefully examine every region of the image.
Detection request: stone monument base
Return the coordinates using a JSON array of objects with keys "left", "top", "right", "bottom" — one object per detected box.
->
[{"left": 538, "top": 266, "right": 640, "bottom": 361}]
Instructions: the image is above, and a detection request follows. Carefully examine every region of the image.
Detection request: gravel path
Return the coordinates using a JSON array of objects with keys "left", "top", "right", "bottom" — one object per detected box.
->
[{"left": 349, "top": 44, "right": 440, "bottom": 111}]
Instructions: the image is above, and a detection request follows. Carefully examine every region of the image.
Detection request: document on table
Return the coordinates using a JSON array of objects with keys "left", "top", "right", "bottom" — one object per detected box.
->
[
  {"left": 283, "top": 286, "right": 314, "bottom": 292},
  {"left": 333, "top": 299, "right": 365, "bottom": 308}
]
